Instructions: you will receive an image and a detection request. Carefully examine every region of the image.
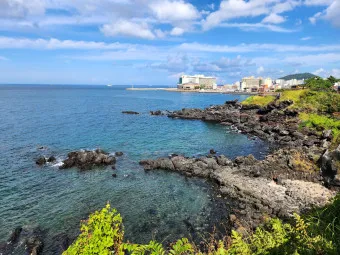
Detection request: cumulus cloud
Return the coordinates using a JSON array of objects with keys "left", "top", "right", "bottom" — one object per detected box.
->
[
  {"left": 0, "top": 0, "right": 45, "bottom": 18},
  {"left": 304, "top": 0, "right": 333, "bottom": 6},
  {"left": 100, "top": 20, "right": 156, "bottom": 40},
  {"left": 149, "top": 0, "right": 200, "bottom": 22},
  {"left": 324, "top": 0, "right": 340, "bottom": 27},
  {"left": 170, "top": 27, "right": 185, "bottom": 36},
  {"left": 262, "top": 13, "right": 286, "bottom": 24},
  {"left": 313, "top": 68, "right": 340, "bottom": 78},
  {"left": 202, "top": 0, "right": 271, "bottom": 30},
  {"left": 150, "top": 54, "right": 191, "bottom": 72},
  {"left": 202, "top": 0, "right": 303, "bottom": 30}
]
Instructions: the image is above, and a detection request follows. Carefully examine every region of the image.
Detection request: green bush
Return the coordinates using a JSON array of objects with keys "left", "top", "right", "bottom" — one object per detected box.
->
[
  {"left": 305, "top": 77, "right": 333, "bottom": 91},
  {"left": 299, "top": 113, "right": 340, "bottom": 146},
  {"left": 297, "top": 91, "right": 340, "bottom": 114},
  {"left": 64, "top": 196, "right": 340, "bottom": 255},
  {"left": 63, "top": 204, "right": 125, "bottom": 255}
]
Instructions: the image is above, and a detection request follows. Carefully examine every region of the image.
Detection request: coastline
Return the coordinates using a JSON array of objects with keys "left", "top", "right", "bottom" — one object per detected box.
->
[
  {"left": 126, "top": 87, "right": 262, "bottom": 95},
  {"left": 144, "top": 98, "right": 340, "bottom": 233}
]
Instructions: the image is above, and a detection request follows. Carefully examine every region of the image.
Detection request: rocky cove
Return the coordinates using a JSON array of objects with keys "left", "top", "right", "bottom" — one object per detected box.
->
[
  {"left": 1, "top": 87, "right": 339, "bottom": 254},
  {"left": 146, "top": 99, "right": 340, "bottom": 232}
]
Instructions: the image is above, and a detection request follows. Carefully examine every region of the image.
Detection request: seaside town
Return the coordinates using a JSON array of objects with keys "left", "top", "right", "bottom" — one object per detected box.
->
[{"left": 177, "top": 74, "right": 340, "bottom": 93}]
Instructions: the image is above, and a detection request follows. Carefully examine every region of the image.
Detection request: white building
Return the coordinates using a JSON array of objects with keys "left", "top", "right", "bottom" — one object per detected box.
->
[
  {"left": 241, "top": 76, "right": 262, "bottom": 91},
  {"left": 178, "top": 75, "right": 217, "bottom": 90}
]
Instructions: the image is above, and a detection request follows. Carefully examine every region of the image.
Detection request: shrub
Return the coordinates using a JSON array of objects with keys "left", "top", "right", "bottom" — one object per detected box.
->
[
  {"left": 305, "top": 77, "right": 333, "bottom": 91},
  {"left": 64, "top": 196, "right": 340, "bottom": 254},
  {"left": 63, "top": 204, "right": 124, "bottom": 255},
  {"left": 299, "top": 113, "right": 340, "bottom": 146}
]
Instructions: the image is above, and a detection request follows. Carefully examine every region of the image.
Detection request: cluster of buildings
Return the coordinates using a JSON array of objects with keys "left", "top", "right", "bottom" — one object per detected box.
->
[
  {"left": 177, "top": 74, "right": 217, "bottom": 90},
  {"left": 177, "top": 74, "right": 306, "bottom": 92}
]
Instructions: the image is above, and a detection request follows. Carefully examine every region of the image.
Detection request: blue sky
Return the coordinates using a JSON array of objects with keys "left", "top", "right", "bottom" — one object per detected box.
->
[{"left": 0, "top": 0, "right": 339, "bottom": 85}]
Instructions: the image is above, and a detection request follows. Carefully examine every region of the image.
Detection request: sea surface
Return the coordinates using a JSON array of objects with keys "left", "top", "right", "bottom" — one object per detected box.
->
[{"left": 0, "top": 85, "right": 271, "bottom": 254}]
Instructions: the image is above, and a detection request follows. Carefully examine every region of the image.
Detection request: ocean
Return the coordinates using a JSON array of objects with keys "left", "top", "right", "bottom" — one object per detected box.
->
[{"left": 0, "top": 85, "right": 271, "bottom": 254}]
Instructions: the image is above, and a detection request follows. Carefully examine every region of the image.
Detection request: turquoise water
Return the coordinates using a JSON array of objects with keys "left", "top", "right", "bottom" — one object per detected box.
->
[{"left": 0, "top": 85, "right": 270, "bottom": 253}]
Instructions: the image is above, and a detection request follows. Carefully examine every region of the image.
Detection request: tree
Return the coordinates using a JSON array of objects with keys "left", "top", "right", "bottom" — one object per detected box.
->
[
  {"left": 327, "top": 76, "right": 338, "bottom": 84},
  {"left": 305, "top": 77, "right": 333, "bottom": 91}
]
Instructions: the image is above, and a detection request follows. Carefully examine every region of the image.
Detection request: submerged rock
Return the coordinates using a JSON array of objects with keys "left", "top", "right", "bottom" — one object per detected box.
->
[
  {"left": 47, "top": 156, "right": 56, "bottom": 163},
  {"left": 59, "top": 149, "right": 116, "bottom": 170},
  {"left": 36, "top": 157, "right": 46, "bottom": 166},
  {"left": 0, "top": 226, "right": 44, "bottom": 255},
  {"left": 115, "top": 151, "right": 124, "bottom": 157},
  {"left": 122, "top": 111, "right": 139, "bottom": 115}
]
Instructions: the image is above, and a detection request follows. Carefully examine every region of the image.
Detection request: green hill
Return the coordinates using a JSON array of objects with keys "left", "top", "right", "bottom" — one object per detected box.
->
[{"left": 280, "top": 73, "right": 317, "bottom": 80}]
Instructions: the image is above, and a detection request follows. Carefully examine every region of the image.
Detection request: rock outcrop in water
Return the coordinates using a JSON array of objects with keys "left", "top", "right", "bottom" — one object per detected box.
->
[
  {"left": 159, "top": 99, "right": 328, "bottom": 148},
  {"left": 59, "top": 149, "right": 116, "bottom": 170},
  {"left": 0, "top": 226, "right": 44, "bottom": 255},
  {"left": 122, "top": 111, "right": 140, "bottom": 115},
  {"left": 140, "top": 149, "right": 335, "bottom": 229}
]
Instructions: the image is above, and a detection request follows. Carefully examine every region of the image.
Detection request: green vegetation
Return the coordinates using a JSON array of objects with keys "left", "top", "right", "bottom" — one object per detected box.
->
[
  {"left": 65, "top": 195, "right": 340, "bottom": 254},
  {"left": 305, "top": 77, "right": 333, "bottom": 91},
  {"left": 242, "top": 77, "right": 340, "bottom": 146},
  {"left": 277, "top": 89, "right": 308, "bottom": 106},
  {"left": 241, "top": 95, "right": 275, "bottom": 106},
  {"left": 279, "top": 73, "right": 317, "bottom": 81},
  {"left": 300, "top": 113, "right": 340, "bottom": 146}
]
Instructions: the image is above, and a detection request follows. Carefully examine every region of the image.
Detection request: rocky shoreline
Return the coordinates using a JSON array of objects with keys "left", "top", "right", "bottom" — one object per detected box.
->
[{"left": 143, "top": 99, "right": 340, "bottom": 232}]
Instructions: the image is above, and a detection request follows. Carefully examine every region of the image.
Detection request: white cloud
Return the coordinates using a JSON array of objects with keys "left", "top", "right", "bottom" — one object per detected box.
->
[
  {"left": 0, "top": 0, "right": 45, "bottom": 18},
  {"left": 203, "top": 0, "right": 272, "bottom": 30},
  {"left": 309, "top": 11, "right": 323, "bottom": 24},
  {"left": 304, "top": 0, "right": 333, "bottom": 6},
  {"left": 0, "top": 36, "right": 135, "bottom": 50},
  {"left": 219, "top": 22, "right": 295, "bottom": 32},
  {"left": 272, "top": 0, "right": 300, "bottom": 13},
  {"left": 284, "top": 53, "right": 340, "bottom": 65},
  {"left": 257, "top": 66, "right": 265, "bottom": 74},
  {"left": 170, "top": 27, "right": 185, "bottom": 36},
  {"left": 262, "top": 13, "right": 286, "bottom": 24},
  {"left": 324, "top": 0, "right": 340, "bottom": 27},
  {"left": 301, "top": 36, "right": 312, "bottom": 40},
  {"left": 149, "top": 0, "right": 200, "bottom": 22},
  {"left": 100, "top": 20, "right": 156, "bottom": 40},
  {"left": 313, "top": 68, "right": 340, "bottom": 78},
  {"left": 178, "top": 42, "right": 340, "bottom": 53}
]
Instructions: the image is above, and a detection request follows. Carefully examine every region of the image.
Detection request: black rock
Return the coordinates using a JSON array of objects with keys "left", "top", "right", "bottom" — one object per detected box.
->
[
  {"left": 122, "top": 111, "right": 139, "bottom": 115},
  {"left": 112, "top": 173, "right": 117, "bottom": 178},
  {"left": 150, "top": 110, "right": 162, "bottom": 115},
  {"left": 36, "top": 157, "right": 46, "bottom": 166},
  {"left": 210, "top": 149, "right": 217, "bottom": 155},
  {"left": 115, "top": 151, "right": 124, "bottom": 156},
  {"left": 59, "top": 149, "right": 116, "bottom": 170},
  {"left": 7, "top": 226, "right": 22, "bottom": 244},
  {"left": 47, "top": 156, "right": 56, "bottom": 163}
]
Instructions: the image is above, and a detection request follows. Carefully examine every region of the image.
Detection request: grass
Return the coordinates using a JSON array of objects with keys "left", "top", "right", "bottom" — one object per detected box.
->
[
  {"left": 241, "top": 95, "right": 275, "bottom": 106},
  {"left": 278, "top": 89, "right": 308, "bottom": 106},
  {"left": 299, "top": 112, "right": 340, "bottom": 147}
]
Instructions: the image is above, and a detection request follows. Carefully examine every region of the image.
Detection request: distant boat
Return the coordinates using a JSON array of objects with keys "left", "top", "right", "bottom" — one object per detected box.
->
[{"left": 107, "top": 84, "right": 112, "bottom": 87}]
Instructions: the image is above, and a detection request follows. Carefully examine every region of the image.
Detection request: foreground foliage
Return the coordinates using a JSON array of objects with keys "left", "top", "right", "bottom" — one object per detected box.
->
[{"left": 64, "top": 195, "right": 340, "bottom": 255}]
